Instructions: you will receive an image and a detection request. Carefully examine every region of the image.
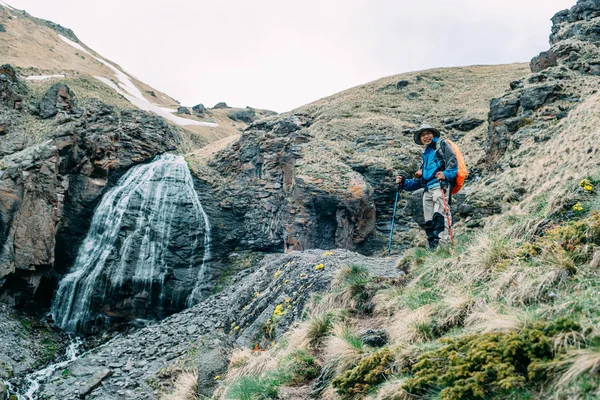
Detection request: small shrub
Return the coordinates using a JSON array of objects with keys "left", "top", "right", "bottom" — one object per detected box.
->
[
  {"left": 332, "top": 348, "right": 394, "bottom": 398},
  {"left": 403, "top": 318, "right": 582, "bottom": 400}
]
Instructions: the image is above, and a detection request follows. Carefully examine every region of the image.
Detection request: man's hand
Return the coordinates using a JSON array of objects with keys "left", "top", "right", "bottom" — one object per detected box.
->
[
  {"left": 436, "top": 171, "right": 446, "bottom": 181},
  {"left": 396, "top": 175, "right": 405, "bottom": 186},
  {"left": 415, "top": 170, "right": 423, "bottom": 178}
]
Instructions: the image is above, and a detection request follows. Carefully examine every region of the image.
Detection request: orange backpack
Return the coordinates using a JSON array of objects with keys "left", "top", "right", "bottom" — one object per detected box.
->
[{"left": 435, "top": 139, "right": 468, "bottom": 195}]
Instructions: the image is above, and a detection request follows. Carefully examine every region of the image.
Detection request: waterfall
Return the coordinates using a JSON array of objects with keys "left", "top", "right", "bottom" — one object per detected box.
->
[{"left": 51, "top": 154, "right": 211, "bottom": 333}]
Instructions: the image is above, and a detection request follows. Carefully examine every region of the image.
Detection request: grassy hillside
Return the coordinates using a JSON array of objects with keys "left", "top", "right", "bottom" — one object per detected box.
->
[{"left": 206, "top": 173, "right": 600, "bottom": 399}]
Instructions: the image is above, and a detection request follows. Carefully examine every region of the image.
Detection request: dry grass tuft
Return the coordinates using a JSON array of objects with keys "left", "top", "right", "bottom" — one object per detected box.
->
[
  {"left": 552, "top": 348, "right": 600, "bottom": 389},
  {"left": 323, "top": 323, "right": 365, "bottom": 373},
  {"left": 224, "top": 348, "right": 277, "bottom": 381},
  {"left": 367, "top": 378, "right": 412, "bottom": 400},
  {"left": 373, "top": 287, "right": 403, "bottom": 317},
  {"left": 161, "top": 372, "right": 198, "bottom": 400},
  {"left": 465, "top": 305, "right": 523, "bottom": 333},
  {"left": 388, "top": 306, "right": 435, "bottom": 344}
]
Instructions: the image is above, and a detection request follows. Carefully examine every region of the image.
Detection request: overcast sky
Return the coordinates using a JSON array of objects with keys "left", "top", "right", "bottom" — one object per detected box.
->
[{"left": 9, "top": 0, "right": 576, "bottom": 112}]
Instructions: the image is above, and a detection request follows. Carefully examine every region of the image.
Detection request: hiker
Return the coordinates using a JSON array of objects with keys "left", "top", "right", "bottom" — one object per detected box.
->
[{"left": 396, "top": 124, "right": 458, "bottom": 250}]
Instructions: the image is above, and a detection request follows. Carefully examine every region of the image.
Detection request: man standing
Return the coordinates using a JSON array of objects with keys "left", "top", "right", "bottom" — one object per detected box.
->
[{"left": 396, "top": 124, "right": 457, "bottom": 250}]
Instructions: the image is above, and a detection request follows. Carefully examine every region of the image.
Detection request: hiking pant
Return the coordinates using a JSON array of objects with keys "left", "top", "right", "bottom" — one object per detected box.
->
[{"left": 423, "top": 186, "right": 451, "bottom": 249}]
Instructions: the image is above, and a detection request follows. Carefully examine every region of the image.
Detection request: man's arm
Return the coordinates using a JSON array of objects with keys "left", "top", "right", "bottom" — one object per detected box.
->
[{"left": 399, "top": 177, "right": 423, "bottom": 192}]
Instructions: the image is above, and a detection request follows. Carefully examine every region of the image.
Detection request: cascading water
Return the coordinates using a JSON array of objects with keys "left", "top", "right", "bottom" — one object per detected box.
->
[{"left": 51, "top": 154, "right": 211, "bottom": 333}]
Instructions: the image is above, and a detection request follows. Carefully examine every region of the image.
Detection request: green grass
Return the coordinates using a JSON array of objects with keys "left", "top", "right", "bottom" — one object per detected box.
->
[{"left": 226, "top": 375, "right": 279, "bottom": 399}]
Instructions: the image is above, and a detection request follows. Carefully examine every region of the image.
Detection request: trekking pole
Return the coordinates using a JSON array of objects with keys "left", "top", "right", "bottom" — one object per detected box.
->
[
  {"left": 439, "top": 180, "right": 454, "bottom": 245},
  {"left": 388, "top": 183, "right": 402, "bottom": 255}
]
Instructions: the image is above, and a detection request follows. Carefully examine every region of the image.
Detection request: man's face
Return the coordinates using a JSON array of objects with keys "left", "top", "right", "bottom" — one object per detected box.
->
[{"left": 420, "top": 130, "right": 434, "bottom": 146}]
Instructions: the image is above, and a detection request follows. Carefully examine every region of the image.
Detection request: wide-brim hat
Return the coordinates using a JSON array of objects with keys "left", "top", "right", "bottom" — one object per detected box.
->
[{"left": 414, "top": 124, "right": 441, "bottom": 145}]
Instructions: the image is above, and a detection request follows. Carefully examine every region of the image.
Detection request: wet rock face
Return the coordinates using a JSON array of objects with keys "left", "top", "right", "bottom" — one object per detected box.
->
[
  {"left": 487, "top": 0, "right": 600, "bottom": 165},
  {"left": 0, "top": 67, "right": 180, "bottom": 308}
]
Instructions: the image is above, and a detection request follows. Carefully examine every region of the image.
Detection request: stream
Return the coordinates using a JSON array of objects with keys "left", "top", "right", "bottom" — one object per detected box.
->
[{"left": 6, "top": 337, "right": 83, "bottom": 400}]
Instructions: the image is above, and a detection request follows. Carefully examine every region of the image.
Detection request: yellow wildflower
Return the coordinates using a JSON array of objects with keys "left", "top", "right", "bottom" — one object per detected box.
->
[
  {"left": 322, "top": 251, "right": 334, "bottom": 257},
  {"left": 572, "top": 202, "right": 584, "bottom": 212},
  {"left": 273, "top": 304, "right": 285, "bottom": 318},
  {"left": 284, "top": 298, "right": 291, "bottom": 303},
  {"left": 273, "top": 270, "right": 282, "bottom": 279},
  {"left": 284, "top": 279, "right": 289, "bottom": 284},
  {"left": 314, "top": 263, "right": 325, "bottom": 270},
  {"left": 234, "top": 326, "right": 239, "bottom": 331},
  {"left": 214, "top": 375, "right": 221, "bottom": 380},
  {"left": 579, "top": 179, "right": 594, "bottom": 192}
]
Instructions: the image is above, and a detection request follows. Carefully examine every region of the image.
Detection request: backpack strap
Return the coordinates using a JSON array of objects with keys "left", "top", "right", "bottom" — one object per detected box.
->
[{"left": 435, "top": 139, "right": 446, "bottom": 170}]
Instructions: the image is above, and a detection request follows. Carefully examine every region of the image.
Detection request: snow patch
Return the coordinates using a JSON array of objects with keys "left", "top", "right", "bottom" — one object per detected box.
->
[
  {"left": 94, "top": 77, "right": 217, "bottom": 127},
  {"left": 57, "top": 32, "right": 215, "bottom": 128},
  {"left": 58, "top": 34, "right": 91, "bottom": 55},
  {"left": 25, "top": 74, "right": 66, "bottom": 81}
]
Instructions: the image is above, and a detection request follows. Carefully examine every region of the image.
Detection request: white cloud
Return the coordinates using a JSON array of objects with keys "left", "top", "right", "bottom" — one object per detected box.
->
[{"left": 8, "top": 0, "right": 577, "bottom": 112}]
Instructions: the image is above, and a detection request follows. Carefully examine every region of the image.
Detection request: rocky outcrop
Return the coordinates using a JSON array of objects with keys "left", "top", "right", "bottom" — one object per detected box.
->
[
  {"left": 31, "top": 249, "right": 398, "bottom": 399},
  {"left": 487, "top": 0, "right": 600, "bottom": 165},
  {"left": 0, "top": 67, "right": 180, "bottom": 308},
  {"left": 200, "top": 114, "right": 377, "bottom": 257}
]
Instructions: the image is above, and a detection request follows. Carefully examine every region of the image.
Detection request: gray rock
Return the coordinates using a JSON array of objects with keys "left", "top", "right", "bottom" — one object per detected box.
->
[
  {"left": 444, "top": 116, "right": 484, "bottom": 132},
  {"left": 79, "top": 369, "right": 112, "bottom": 397},
  {"left": 0, "top": 24, "right": 5, "bottom": 33},
  {"left": 192, "top": 103, "right": 206, "bottom": 117},
  {"left": 39, "top": 83, "right": 77, "bottom": 119},
  {"left": 360, "top": 329, "right": 388, "bottom": 347},
  {"left": 489, "top": 95, "right": 520, "bottom": 120},
  {"left": 520, "top": 84, "right": 561, "bottom": 111},
  {"left": 396, "top": 80, "right": 409, "bottom": 89},
  {"left": 212, "top": 102, "right": 229, "bottom": 109},
  {"left": 176, "top": 106, "right": 190, "bottom": 115},
  {"left": 228, "top": 107, "right": 256, "bottom": 123}
]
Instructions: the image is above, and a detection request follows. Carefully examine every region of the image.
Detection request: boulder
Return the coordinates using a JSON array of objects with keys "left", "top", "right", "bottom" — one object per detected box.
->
[
  {"left": 360, "top": 329, "right": 388, "bottom": 347},
  {"left": 192, "top": 103, "right": 206, "bottom": 117},
  {"left": 38, "top": 83, "right": 77, "bottom": 119},
  {"left": 396, "top": 80, "right": 409, "bottom": 89},
  {"left": 213, "top": 102, "right": 229, "bottom": 109},
  {"left": 228, "top": 107, "right": 256, "bottom": 123},
  {"left": 176, "top": 106, "right": 190, "bottom": 115}
]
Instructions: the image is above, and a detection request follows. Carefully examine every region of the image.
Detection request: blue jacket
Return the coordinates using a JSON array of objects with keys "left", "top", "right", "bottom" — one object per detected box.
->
[{"left": 403, "top": 137, "right": 458, "bottom": 192}]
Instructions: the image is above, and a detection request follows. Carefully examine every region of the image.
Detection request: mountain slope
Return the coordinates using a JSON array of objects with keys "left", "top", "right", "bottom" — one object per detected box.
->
[{"left": 0, "top": 2, "right": 274, "bottom": 149}]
